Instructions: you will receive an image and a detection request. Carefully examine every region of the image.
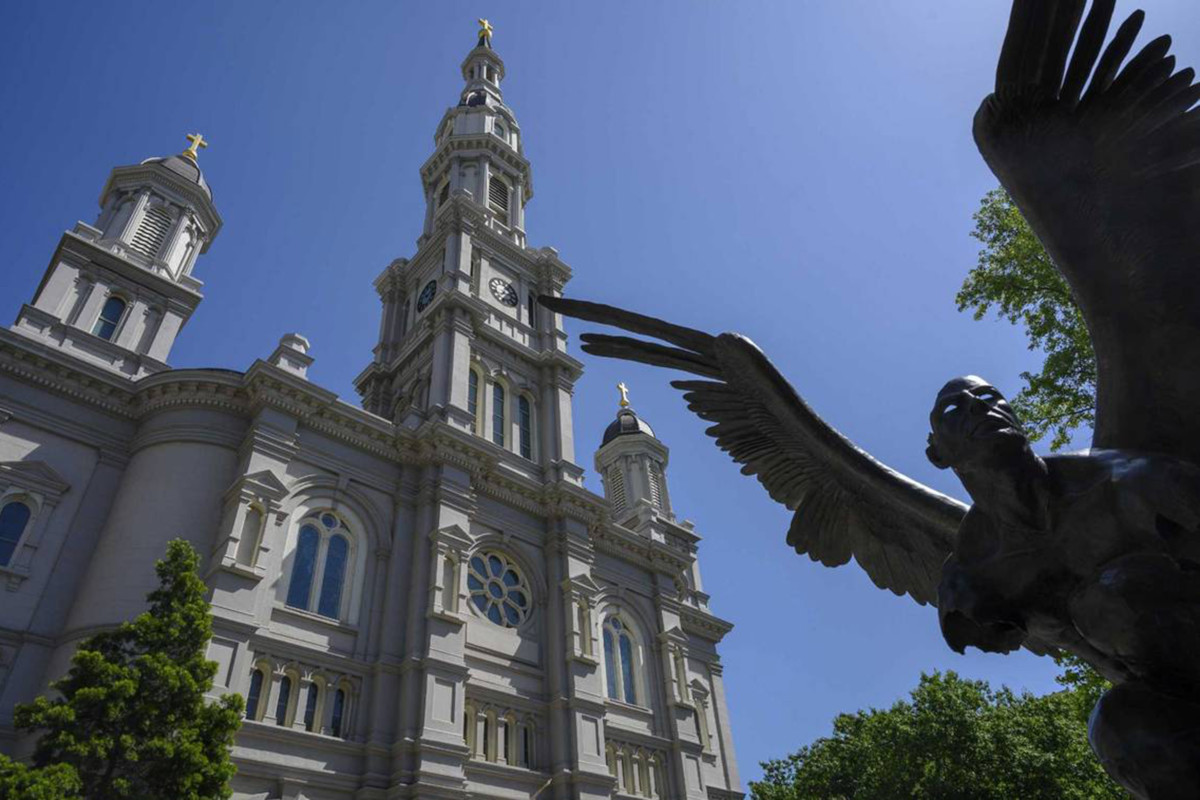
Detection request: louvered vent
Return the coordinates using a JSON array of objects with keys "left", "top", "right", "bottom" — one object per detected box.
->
[
  {"left": 648, "top": 463, "right": 663, "bottom": 508},
  {"left": 607, "top": 467, "right": 626, "bottom": 513},
  {"left": 129, "top": 205, "right": 172, "bottom": 258},
  {"left": 488, "top": 177, "right": 509, "bottom": 216}
]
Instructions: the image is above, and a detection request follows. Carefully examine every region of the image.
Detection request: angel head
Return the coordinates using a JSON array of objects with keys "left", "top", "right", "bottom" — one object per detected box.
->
[{"left": 926, "top": 376, "right": 1027, "bottom": 471}]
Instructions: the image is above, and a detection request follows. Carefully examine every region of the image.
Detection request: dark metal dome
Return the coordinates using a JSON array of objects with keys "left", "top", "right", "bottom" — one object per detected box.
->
[{"left": 601, "top": 407, "right": 656, "bottom": 446}]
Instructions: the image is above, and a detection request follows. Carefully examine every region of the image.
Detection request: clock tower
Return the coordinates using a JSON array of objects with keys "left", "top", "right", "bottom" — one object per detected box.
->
[{"left": 354, "top": 23, "right": 584, "bottom": 484}]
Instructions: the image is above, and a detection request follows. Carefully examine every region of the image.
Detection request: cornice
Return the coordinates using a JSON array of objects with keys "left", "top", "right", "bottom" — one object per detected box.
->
[
  {"left": 679, "top": 605, "right": 735, "bottom": 643},
  {"left": 60, "top": 231, "right": 204, "bottom": 306}
]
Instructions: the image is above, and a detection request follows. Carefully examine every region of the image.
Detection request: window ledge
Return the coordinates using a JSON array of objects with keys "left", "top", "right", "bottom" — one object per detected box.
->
[
  {"left": 428, "top": 608, "right": 467, "bottom": 627},
  {"left": 0, "top": 564, "right": 30, "bottom": 591},
  {"left": 604, "top": 698, "right": 653, "bottom": 717},
  {"left": 217, "top": 559, "right": 265, "bottom": 581},
  {"left": 271, "top": 602, "right": 359, "bottom": 633}
]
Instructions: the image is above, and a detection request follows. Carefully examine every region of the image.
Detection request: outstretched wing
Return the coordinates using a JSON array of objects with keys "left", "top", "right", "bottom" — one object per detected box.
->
[
  {"left": 541, "top": 296, "right": 967, "bottom": 607},
  {"left": 977, "top": 0, "right": 1200, "bottom": 460}
]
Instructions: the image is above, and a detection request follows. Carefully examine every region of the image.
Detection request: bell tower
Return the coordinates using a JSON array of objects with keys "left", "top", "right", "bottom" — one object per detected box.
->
[
  {"left": 355, "top": 22, "right": 584, "bottom": 484},
  {"left": 10, "top": 134, "right": 222, "bottom": 378},
  {"left": 594, "top": 383, "right": 674, "bottom": 525}
]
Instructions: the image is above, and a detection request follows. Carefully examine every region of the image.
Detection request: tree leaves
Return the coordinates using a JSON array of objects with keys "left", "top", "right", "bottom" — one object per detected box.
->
[
  {"left": 1, "top": 540, "right": 243, "bottom": 800},
  {"left": 957, "top": 189, "right": 1096, "bottom": 450},
  {"left": 749, "top": 672, "right": 1124, "bottom": 800}
]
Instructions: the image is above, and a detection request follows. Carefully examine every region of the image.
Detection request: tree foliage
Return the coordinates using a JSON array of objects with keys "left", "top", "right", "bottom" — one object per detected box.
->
[
  {"left": 0, "top": 540, "right": 243, "bottom": 800},
  {"left": 957, "top": 188, "right": 1095, "bottom": 450},
  {"left": 749, "top": 671, "right": 1123, "bottom": 800}
]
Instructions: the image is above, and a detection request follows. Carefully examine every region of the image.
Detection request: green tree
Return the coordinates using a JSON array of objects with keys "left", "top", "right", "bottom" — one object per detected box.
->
[
  {"left": 956, "top": 188, "right": 1096, "bottom": 450},
  {"left": 0, "top": 540, "right": 243, "bottom": 800},
  {"left": 749, "top": 671, "right": 1123, "bottom": 800}
]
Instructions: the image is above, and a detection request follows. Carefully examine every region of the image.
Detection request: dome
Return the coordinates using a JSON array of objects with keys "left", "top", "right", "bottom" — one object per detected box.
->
[
  {"left": 601, "top": 407, "right": 656, "bottom": 447},
  {"left": 141, "top": 154, "right": 212, "bottom": 201}
]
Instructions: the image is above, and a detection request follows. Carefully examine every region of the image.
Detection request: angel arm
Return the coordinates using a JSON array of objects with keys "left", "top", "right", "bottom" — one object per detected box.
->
[
  {"left": 540, "top": 295, "right": 967, "bottom": 606},
  {"left": 977, "top": 0, "right": 1200, "bottom": 459}
]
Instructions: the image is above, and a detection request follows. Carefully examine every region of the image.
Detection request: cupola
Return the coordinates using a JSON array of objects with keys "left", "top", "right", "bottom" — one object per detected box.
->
[{"left": 595, "top": 383, "right": 673, "bottom": 520}]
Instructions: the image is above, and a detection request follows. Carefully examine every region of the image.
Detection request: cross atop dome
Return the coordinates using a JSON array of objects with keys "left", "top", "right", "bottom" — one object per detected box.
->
[
  {"left": 477, "top": 18, "right": 493, "bottom": 48},
  {"left": 182, "top": 132, "right": 207, "bottom": 163}
]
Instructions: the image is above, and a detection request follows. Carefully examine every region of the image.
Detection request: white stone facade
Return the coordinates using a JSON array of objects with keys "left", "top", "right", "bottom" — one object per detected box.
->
[{"left": 0, "top": 33, "right": 743, "bottom": 800}]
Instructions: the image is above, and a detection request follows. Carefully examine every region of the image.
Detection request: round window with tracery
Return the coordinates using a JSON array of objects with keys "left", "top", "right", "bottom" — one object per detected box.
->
[{"left": 468, "top": 552, "right": 530, "bottom": 628}]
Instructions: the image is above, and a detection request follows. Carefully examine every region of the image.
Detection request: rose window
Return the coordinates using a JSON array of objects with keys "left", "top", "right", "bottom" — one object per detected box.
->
[{"left": 468, "top": 552, "right": 530, "bottom": 627}]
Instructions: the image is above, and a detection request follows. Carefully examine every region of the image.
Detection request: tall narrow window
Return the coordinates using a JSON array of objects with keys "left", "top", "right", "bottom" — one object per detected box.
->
[
  {"left": 244, "top": 669, "right": 264, "bottom": 720},
  {"left": 330, "top": 688, "right": 346, "bottom": 737},
  {"left": 647, "top": 462, "right": 663, "bottom": 508},
  {"left": 0, "top": 500, "right": 31, "bottom": 567},
  {"left": 492, "top": 384, "right": 506, "bottom": 447},
  {"left": 603, "top": 616, "right": 638, "bottom": 705},
  {"left": 303, "top": 683, "right": 319, "bottom": 732},
  {"left": 438, "top": 181, "right": 450, "bottom": 207},
  {"left": 317, "top": 533, "right": 348, "bottom": 618},
  {"left": 275, "top": 675, "right": 292, "bottom": 726},
  {"left": 526, "top": 294, "right": 536, "bottom": 328},
  {"left": 468, "top": 369, "right": 479, "bottom": 426},
  {"left": 286, "top": 525, "right": 319, "bottom": 609},
  {"left": 518, "top": 395, "right": 533, "bottom": 460},
  {"left": 91, "top": 296, "right": 127, "bottom": 341},
  {"left": 607, "top": 467, "right": 627, "bottom": 513}
]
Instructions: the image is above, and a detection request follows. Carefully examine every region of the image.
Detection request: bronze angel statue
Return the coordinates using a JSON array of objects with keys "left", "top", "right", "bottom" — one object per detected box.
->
[{"left": 541, "top": 2, "right": 1200, "bottom": 796}]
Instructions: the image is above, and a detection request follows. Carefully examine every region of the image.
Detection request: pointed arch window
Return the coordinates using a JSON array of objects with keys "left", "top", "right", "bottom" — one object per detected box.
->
[
  {"left": 492, "top": 383, "right": 506, "bottom": 447},
  {"left": 518, "top": 395, "right": 533, "bottom": 460},
  {"left": 284, "top": 512, "right": 355, "bottom": 621},
  {"left": 91, "top": 296, "right": 127, "bottom": 341},
  {"left": 603, "top": 615, "right": 639, "bottom": 705},
  {"left": 0, "top": 499, "right": 31, "bottom": 567}
]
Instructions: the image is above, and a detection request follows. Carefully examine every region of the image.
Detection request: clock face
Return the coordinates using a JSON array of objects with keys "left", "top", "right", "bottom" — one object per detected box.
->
[
  {"left": 416, "top": 280, "right": 437, "bottom": 312},
  {"left": 489, "top": 277, "right": 519, "bottom": 307}
]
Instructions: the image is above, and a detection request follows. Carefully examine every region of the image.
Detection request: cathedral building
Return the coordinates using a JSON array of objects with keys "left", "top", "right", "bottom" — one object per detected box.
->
[{"left": 0, "top": 23, "right": 742, "bottom": 800}]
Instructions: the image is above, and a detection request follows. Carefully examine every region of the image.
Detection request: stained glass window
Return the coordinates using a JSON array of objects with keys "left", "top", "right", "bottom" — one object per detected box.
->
[
  {"left": 467, "top": 550, "right": 531, "bottom": 628},
  {"left": 0, "top": 500, "right": 31, "bottom": 567},
  {"left": 286, "top": 526, "right": 319, "bottom": 609},
  {"left": 604, "top": 615, "right": 639, "bottom": 705},
  {"left": 317, "top": 534, "right": 348, "bottom": 618}
]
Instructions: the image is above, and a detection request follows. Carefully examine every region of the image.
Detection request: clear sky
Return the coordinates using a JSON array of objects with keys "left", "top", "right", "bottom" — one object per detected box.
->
[{"left": 2, "top": 0, "right": 1197, "bottom": 786}]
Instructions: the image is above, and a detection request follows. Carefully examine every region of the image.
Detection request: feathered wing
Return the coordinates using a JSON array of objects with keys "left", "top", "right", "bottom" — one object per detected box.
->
[
  {"left": 977, "top": 0, "right": 1200, "bottom": 460},
  {"left": 540, "top": 296, "right": 967, "bottom": 607}
]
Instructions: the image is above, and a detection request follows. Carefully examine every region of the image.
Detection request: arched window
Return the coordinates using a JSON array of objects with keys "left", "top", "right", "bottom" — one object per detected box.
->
[
  {"left": 468, "top": 551, "right": 531, "bottom": 628},
  {"left": 468, "top": 369, "right": 480, "bottom": 432},
  {"left": 518, "top": 395, "right": 533, "bottom": 460},
  {"left": 603, "top": 615, "right": 639, "bottom": 705},
  {"left": 492, "top": 383, "right": 506, "bottom": 447},
  {"left": 285, "top": 512, "right": 354, "bottom": 621},
  {"left": 303, "top": 682, "right": 320, "bottom": 732},
  {"left": 91, "top": 296, "right": 127, "bottom": 341},
  {"left": 0, "top": 500, "right": 31, "bottom": 567},
  {"left": 274, "top": 675, "right": 292, "bottom": 726},
  {"left": 244, "top": 668, "right": 265, "bottom": 720},
  {"left": 330, "top": 688, "right": 346, "bottom": 738}
]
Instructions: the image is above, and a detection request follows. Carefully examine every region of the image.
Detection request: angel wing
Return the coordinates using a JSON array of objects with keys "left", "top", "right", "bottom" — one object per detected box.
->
[
  {"left": 977, "top": 0, "right": 1200, "bottom": 462},
  {"left": 539, "top": 296, "right": 967, "bottom": 607}
]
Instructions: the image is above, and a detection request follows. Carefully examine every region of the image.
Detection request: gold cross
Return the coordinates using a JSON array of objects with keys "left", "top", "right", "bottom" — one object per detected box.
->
[
  {"left": 183, "top": 132, "right": 208, "bottom": 162},
  {"left": 617, "top": 382, "right": 631, "bottom": 408},
  {"left": 477, "top": 18, "right": 494, "bottom": 43}
]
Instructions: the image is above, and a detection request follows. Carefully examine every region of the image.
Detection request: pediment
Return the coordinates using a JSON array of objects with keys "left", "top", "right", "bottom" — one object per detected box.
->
[
  {"left": 0, "top": 460, "right": 71, "bottom": 496},
  {"left": 431, "top": 523, "right": 473, "bottom": 549},
  {"left": 226, "top": 469, "right": 288, "bottom": 502},
  {"left": 562, "top": 572, "right": 602, "bottom": 595}
]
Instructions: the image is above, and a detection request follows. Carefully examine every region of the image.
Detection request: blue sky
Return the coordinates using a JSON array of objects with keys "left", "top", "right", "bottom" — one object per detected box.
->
[{"left": 3, "top": 0, "right": 1197, "bottom": 786}]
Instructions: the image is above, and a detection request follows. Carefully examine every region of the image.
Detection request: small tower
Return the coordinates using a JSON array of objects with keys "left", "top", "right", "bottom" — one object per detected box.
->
[
  {"left": 595, "top": 383, "right": 673, "bottom": 523},
  {"left": 11, "top": 134, "right": 222, "bottom": 378}
]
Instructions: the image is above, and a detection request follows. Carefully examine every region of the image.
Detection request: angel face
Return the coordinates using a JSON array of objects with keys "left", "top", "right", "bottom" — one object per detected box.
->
[{"left": 926, "top": 376, "right": 1026, "bottom": 470}]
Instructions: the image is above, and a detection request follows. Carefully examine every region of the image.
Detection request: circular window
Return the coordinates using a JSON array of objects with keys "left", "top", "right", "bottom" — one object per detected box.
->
[{"left": 468, "top": 551, "right": 530, "bottom": 628}]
